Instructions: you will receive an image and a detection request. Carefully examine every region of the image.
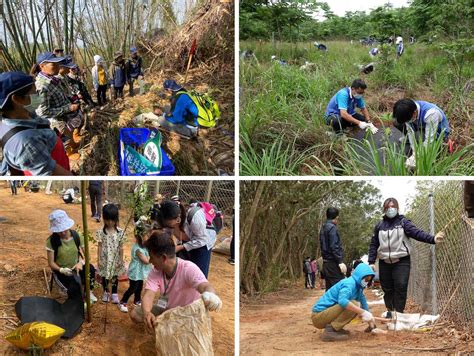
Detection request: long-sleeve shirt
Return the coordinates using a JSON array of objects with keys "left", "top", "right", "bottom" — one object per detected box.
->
[
  {"left": 319, "top": 220, "right": 344, "bottom": 263},
  {"left": 183, "top": 207, "right": 216, "bottom": 251},
  {"left": 35, "top": 72, "right": 73, "bottom": 122}
]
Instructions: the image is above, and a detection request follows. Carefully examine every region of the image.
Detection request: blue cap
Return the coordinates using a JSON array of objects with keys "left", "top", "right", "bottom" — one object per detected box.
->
[
  {"left": 59, "top": 55, "right": 76, "bottom": 68},
  {"left": 37, "top": 52, "right": 65, "bottom": 65},
  {"left": 163, "top": 79, "right": 182, "bottom": 92},
  {"left": 130, "top": 47, "right": 138, "bottom": 53},
  {"left": 0, "top": 72, "right": 34, "bottom": 109}
]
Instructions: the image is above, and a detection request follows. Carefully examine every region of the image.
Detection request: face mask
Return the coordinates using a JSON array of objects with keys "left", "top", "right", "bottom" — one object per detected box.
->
[
  {"left": 360, "top": 280, "right": 368, "bottom": 288},
  {"left": 24, "top": 94, "right": 42, "bottom": 112},
  {"left": 386, "top": 207, "right": 398, "bottom": 218},
  {"left": 354, "top": 94, "right": 363, "bottom": 99}
]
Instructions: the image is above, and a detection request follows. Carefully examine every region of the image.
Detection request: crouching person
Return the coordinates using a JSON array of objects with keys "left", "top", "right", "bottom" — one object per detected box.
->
[
  {"left": 311, "top": 263, "right": 375, "bottom": 341},
  {"left": 130, "top": 230, "right": 222, "bottom": 333}
]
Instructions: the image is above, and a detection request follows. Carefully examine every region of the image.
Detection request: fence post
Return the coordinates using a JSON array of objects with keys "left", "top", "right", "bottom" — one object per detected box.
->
[
  {"left": 155, "top": 181, "right": 160, "bottom": 196},
  {"left": 429, "top": 192, "right": 438, "bottom": 314},
  {"left": 205, "top": 181, "right": 213, "bottom": 202},
  {"left": 176, "top": 181, "right": 181, "bottom": 196}
]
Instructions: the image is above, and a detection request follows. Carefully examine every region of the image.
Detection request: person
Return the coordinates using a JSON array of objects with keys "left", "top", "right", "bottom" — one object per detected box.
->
[
  {"left": 303, "top": 257, "right": 313, "bottom": 289},
  {"left": 311, "top": 263, "right": 376, "bottom": 341},
  {"left": 96, "top": 204, "right": 126, "bottom": 304},
  {"left": 0, "top": 71, "right": 71, "bottom": 175},
  {"left": 119, "top": 229, "right": 152, "bottom": 312},
  {"left": 310, "top": 257, "right": 317, "bottom": 289},
  {"left": 369, "top": 47, "right": 379, "bottom": 57},
  {"left": 395, "top": 36, "right": 403, "bottom": 45},
  {"left": 126, "top": 47, "right": 144, "bottom": 97},
  {"left": 129, "top": 230, "right": 222, "bottom": 332},
  {"left": 317, "top": 256, "right": 325, "bottom": 289},
  {"left": 368, "top": 198, "right": 445, "bottom": 317},
  {"left": 56, "top": 56, "right": 79, "bottom": 99},
  {"left": 320, "top": 207, "right": 346, "bottom": 291},
  {"left": 91, "top": 55, "right": 109, "bottom": 106},
  {"left": 109, "top": 52, "right": 127, "bottom": 100},
  {"left": 89, "top": 180, "right": 103, "bottom": 222},
  {"left": 228, "top": 209, "right": 235, "bottom": 265},
  {"left": 324, "top": 79, "right": 378, "bottom": 135},
  {"left": 9, "top": 180, "right": 18, "bottom": 195},
  {"left": 62, "top": 186, "right": 79, "bottom": 204},
  {"left": 35, "top": 52, "right": 81, "bottom": 145},
  {"left": 53, "top": 48, "right": 64, "bottom": 57},
  {"left": 67, "top": 65, "right": 95, "bottom": 107},
  {"left": 314, "top": 42, "right": 328, "bottom": 51},
  {"left": 392, "top": 99, "right": 450, "bottom": 169},
  {"left": 396, "top": 39, "right": 404, "bottom": 57},
  {"left": 46, "top": 210, "right": 97, "bottom": 302}
]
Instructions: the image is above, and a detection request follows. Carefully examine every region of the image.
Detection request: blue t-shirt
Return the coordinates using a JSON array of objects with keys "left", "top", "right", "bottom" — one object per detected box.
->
[
  {"left": 127, "top": 243, "right": 151, "bottom": 281},
  {"left": 325, "top": 87, "right": 365, "bottom": 117}
]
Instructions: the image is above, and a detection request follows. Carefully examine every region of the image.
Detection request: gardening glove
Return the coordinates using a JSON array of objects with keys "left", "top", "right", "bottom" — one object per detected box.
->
[
  {"left": 435, "top": 231, "right": 445, "bottom": 244},
  {"left": 59, "top": 267, "right": 73, "bottom": 276},
  {"left": 405, "top": 154, "right": 416, "bottom": 169},
  {"left": 358, "top": 122, "right": 369, "bottom": 130},
  {"left": 201, "top": 292, "right": 222, "bottom": 312},
  {"left": 339, "top": 263, "right": 347, "bottom": 274},
  {"left": 368, "top": 123, "right": 379, "bottom": 134},
  {"left": 360, "top": 310, "right": 374, "bottom": 322},
  {"left": 369, "top": 264, "right": 376, "bottom": 272}
]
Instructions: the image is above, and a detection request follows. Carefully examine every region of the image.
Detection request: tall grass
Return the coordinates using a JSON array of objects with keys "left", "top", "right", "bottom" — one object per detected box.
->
[{"left": 240, "top": 40, "right": 474, "bottom": 176}]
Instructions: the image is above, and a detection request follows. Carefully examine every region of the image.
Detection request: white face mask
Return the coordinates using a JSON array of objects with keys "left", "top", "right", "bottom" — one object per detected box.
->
[
  {"left": 386, "top": 207, "right": 398, "bottom": 218},
  {"left": 360, "top": 280, "right": 368, "bottom": 288},
  {"left": 24, "top": 94, "right": 42, "bottom": 113},
  {"left": 354, "top": 93, "right": 363, "bottom": 99}
]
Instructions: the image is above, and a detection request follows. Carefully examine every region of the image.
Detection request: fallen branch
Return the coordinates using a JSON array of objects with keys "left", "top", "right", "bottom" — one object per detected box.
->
[
  {"left": 429, "top": 282, "right": 461, "bottom": 334},
  {"left": 401, "top": 345, "right": 457, "bottom": 351}
]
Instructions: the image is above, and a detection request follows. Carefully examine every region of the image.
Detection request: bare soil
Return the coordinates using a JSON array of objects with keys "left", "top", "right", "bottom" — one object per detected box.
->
[{"left": 0, "top": 184, "right": 234, "bottom": 355}]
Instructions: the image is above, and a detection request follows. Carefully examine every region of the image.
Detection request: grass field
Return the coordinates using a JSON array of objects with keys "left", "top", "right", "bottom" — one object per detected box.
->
[{"left": 239, "top": 40, "right": 473, "bottom": 176}]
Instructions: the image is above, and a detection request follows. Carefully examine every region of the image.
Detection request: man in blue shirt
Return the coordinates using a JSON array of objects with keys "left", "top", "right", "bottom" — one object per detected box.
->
[{"left": 325, "top": 79, "right": 377, "bottom": 135}]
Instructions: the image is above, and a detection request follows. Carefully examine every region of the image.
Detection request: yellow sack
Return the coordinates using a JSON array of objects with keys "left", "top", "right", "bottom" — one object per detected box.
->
[
  {"left": 5, "top": 322, "right": 65, "bottom": 350},
  {"left": 155, "top": 298, "right": 213, "bottom": 356}
]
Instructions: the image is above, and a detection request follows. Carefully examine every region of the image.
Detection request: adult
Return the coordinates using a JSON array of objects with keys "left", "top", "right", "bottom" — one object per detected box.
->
[
  {"left": 392, "top": 99, "right": 450, "bottom": 169},
  {"left": 368, "top": 198, "right": 445, "bottom": 317},
  {"left": 317, "top": 256, "right": 325, "bottom": 289},
  {"left": 310, "top": 257, "right": 317, "bottom": 289},
  {"left": 63, "top": 186, "right": 79, "bottom": 204},
  {"left": 91, "top": 55, "right": 109, "bottom": 106},
  {"left": 369, "top": 47, "right": 379, "bottom": 57},
  {"left": 10, "top": 180, "right": 18, "bottom": 195},
  {"left": 88, "top": 180, "right": 103, "bottom": 222},
  {"left": 324, "top": 79, "right": 377, "bottom": 135},
  {"left": 126, "top": 47, "right": 144, "bottom": 97},
  {"left": 320, "top": 207, "right": 346, "bottom": 291},
  {"left": 109, "top": 52, "right": 127, "bottom": 100},
  {"left": 303, "top": 257, "right": 313, "bottom": 289},
  {"left": 53, "top": 48, "right": 65, "bottom": 57},
  {"left": 67, "top": 65, "right": 95, "bottom": 107},
  {"left": 311, "top": 263, "right": 375, "bottom": 341},
  {"left": 130, "top": 230, "right": 222, "bottom": 332},
  {"left": 0, "top": 71, "right": 71, "bottom": 176},
  {"left": 46, "top": 210, "right": 97, "bottom": 302},
  {"left": 396, "top": 39, "right": 404, "bottom": 57}
]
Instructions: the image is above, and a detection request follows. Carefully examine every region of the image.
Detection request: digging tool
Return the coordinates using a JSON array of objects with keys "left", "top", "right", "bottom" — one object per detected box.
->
[{"left": 184, "top": 39, "right": 197, "bottom": 84}]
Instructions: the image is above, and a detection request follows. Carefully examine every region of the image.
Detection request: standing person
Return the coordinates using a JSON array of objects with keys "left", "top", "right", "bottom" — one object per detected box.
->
[
  {"left": 129, "top": 230, "right": 222, "bottom": 331},
  {"left": 368, "top": 198, "right": 445, "bottom": 317},
  {"left": 119, "top": 230, "right": 152, "bottom": 312},
  {"left": 96, "top": 204, "right": 126, "bottom": 304},
  {"left": 320, "top": 207, "right": 346, "bottom": 291},
  {"left": 310, "top": 257, "right": 317, "bottom": 289},
  {"left": 324, "top": 79, "right": 378, "bottom": 135},
  {"left": 46, "top": 210, "right": 97, "bottom": 302},
  {"left": 126, "top": 47, "right": 144, "bottom": 97},
  {"left": 303, "top": 257, "right": 313, "bottom": 289},
  {"left": 109, "top": 52, "right": 127, "bottom": 100},
  {"left": 10, "top": 180, "right": 18, "bottom": 195},
  {"left": 228, "top": 209, "right": 235, "bottom": 265},
  {"left": 317, "top": 256, "right": 325, "bottom": 289},
  {"left": 0, "top": 71, "right": 71, "bottom": 176},
  {"left": 91, "top": 55, "right": 109, "bottom": 106},
  {"left": 396, "top": 39, "right": 404, "bottom": 57},
  {"left": 89, "top": 180, "right": 103, "bottom": 222}
]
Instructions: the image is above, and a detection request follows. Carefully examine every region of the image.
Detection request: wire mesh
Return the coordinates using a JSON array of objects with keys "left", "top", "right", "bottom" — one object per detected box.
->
[{"left": 407, "top": 181, "right": 474, "bottom": 327}]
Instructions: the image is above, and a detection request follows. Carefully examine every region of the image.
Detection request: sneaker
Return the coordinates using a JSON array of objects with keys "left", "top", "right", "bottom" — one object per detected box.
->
[
  {"left": 321, "top": 325, "right": 350, "bottom": 341},
  {"left": 133, "top": 301, "right": 142, "bottom": 307},
  {"left": 111, "top": 293, "right": 119, "bottom": 304},
  {"left": 118, "top": 303, "right": 128, "bottom": 313},
  {"left": 102, "top": 292, "right": 110, "bottom": 303},
  {"left": 89, "top": 292, "right": 97, "bottom": 303}
]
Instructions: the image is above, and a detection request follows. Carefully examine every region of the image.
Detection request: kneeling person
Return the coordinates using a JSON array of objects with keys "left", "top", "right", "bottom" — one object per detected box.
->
[
  {"left": 311, "top": 263, "right": 375, "bottom": 341},
  {"left": 130, "top": 230, "right": 222, "bottom": 333}
]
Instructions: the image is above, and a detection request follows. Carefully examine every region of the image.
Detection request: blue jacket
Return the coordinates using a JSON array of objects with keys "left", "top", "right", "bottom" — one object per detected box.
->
[
  {"left": 413, "top": 101, "right": 450, "bottom": 139},
  {"left": 319, "top": 220, "right": 344, "bottom": 263},
  {"left": 312, "top": 263, "right": 375, "bottom": 312},
  {"left": 166, "top": 92, "right": 199, "bottom": 126}
]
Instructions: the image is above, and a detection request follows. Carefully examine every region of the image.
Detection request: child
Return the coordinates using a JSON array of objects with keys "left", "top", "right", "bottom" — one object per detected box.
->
[
  {"left": 118, "top": 231, "right": 151, "bottom": 312},
  {"left": 96, "top": 204, "right": 126, "bottom": 304}
]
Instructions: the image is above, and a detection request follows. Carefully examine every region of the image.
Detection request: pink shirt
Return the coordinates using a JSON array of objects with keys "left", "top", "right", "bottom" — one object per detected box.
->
[{"left": 145, "top": 258, "right": 207, "bottom": 309}]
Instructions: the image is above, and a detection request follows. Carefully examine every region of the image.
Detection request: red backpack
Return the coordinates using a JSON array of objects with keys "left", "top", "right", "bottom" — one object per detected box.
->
[{"left": 187, "top": 202, "right": 224, "bottom": 234}]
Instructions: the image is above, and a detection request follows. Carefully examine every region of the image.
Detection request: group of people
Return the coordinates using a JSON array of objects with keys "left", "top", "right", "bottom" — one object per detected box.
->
[
  {"left": 45, "top": 195, "right": 224, "bottom": 332},
  {"left": 303, "top": 257, "right": 324, "bottom": 290},
  {"left": 311, "top": 200, "right": 445, "bottom": 341},
  {"left": 324, "top": 78, "right": 451, "bottom": 168},
  {"left": 0, "top": 47, "right": 144, "bottom": 176}
]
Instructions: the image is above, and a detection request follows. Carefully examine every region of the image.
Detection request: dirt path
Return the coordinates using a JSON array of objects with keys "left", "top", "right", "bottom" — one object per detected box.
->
[
  {"left": 0, "top": 184, "right": 234, "bottom": 355},
  {"left": 240, "top": 284, "right": 473, "bottom": 355}
]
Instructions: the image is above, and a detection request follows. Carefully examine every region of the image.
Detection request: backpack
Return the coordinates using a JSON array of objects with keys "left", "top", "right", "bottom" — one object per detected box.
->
[
  {"left": 187, "top": 202, "right": 224, "bottom": 234},
  {"left": 50, "top": 230, "right": 82, "bottom": 262},
  {"left": 176, "top": 90, "right": 220, "bottom": 128}
]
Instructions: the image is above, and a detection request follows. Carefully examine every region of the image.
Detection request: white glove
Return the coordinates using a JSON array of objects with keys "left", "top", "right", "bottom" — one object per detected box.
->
[
  {"left": 59, "top": 267, "right": 73, "bottom": 276},
  {"left": 435, "top": 231, "right": 445, "bottom": 244},
  {"left": 202, "top": 292, "right": 222, "bottom": 312},
  {"left": 358, "top": 122, "right": 369, "bottom": 130},
  {"left": 405, "top": 154, "right": 416, "bottom": 169},
  {"left": 368, "top": 123, "right": 379, "bottom": 134},
  {"left": 369, "top": 264, "right": 376, "bottom": 272},
  {"left": 361, "top": 310, "right": 374, "bottom": 322},
  {"left": 339, "top": 263, "right": 347, "bottom": 274}
]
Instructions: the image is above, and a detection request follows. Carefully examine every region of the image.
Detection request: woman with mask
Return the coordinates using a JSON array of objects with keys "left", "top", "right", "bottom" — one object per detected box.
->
[
  {"left": 0, "top": 71, "right": 71, "bottom": 175},
  {"left": 368, "top": 198, "right": 445, "bottom": 317}
]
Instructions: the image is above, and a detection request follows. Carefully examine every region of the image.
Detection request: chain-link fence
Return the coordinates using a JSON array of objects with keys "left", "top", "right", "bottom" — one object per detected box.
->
[{"left": 407, "top": 181, "right": 473, "bottom": 327}]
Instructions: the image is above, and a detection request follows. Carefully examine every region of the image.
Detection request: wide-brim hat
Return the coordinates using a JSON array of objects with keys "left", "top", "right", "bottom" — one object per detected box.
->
[{"left": 49, "top": 209, "right": 75, "bottom": 233}]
